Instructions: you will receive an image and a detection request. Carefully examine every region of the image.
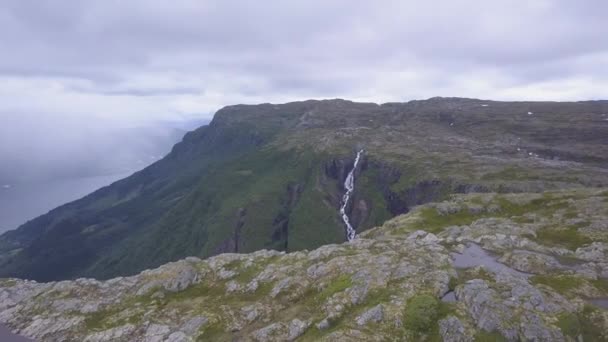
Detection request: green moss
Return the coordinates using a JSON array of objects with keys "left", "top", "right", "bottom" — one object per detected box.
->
[
  {"left": 84, "top": 306, "right": 143, "bottom": 331},
  {"left": 459, "top": 268, "right": 495, "bottom": 283},
  {"left": 535, "top": 226, "right": 591, "bottom": 250},
  {"left": 414, "top": 207, "right": 479, "bottom": 233},
  {"left": 590, "top": 278, "right": 608, "bottom": 294},
  {"left": 474, "top": 330, "right": 507, "bottom": 342},
  {"left": 196, "top": 323, "right": 230, "bottom": 342},
  {"left": 530, "top": 275, "right": 583, "bottom": 294},
  {"left": 403, "top": 295, "right": 440, "bottom": 334},
  {"left": 409, "top": 193, "right": 574, "bottom": 235},
  {"left": 318, "top": 274, "right": 353, "bottom": 300},
  {"left": 164, "top": 283, "right": 225, "bottom": 302},
  {"left": 557, "top": 312, "right": 580, "bottom": 338},
  {"left": 557, "top": 306, "right": 606, "bottom": 341},
  {"left": 0, "top": 279, "right": 17, "bottom": 287},
  {"left": 448, "top": 277, "right": 459, "bottom": 291}
]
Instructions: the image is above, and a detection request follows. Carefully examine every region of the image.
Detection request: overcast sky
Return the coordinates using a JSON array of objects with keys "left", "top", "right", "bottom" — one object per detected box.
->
[{"left": 1, "top": 0, "right": 608, "bottom": 127}]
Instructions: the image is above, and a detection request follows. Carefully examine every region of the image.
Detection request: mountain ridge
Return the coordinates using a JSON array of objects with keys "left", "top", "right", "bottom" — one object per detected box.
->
[{"left": 1, "top": 97, "right": 608, "bottom": 282}]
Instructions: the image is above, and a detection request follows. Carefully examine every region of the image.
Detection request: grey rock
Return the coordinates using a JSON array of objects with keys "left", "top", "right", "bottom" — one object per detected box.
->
[
  {"left": 316, "top": 319, "right": 330, "bottom": 330},
  {"left": 500, "top": 250, "right": 563, "bottom": 274},
  {"left": 576, "top": 242, "right": 607, "bottom": 262},
  {"left": 218, "top": 268, "right": 237, "bottom": 280},
  {"left": 270, "top": 277, "right": 292, "bottom": 298},
  {"left": 180, "top": 316, "right": 208, "bottom": 336},
  {"left": 225, "top": 280, "right": 241, "bottom": 293},
  {"left": 287, "top": 319, "right": 310, "bottom": 340},
  {"left": 456, "top": 279, "right": 518, "bottom": 340},
  {"left": 165, "top": 331, "right": 190, "bottom": 342},
  {"left": 251, "top": 322, "right": 281, "bottom": 341},
  {"left": 144, "top": 324, "right": 171, "bottom": 342},
  {"left": 241, "top": 304, "right": 262, "bottom": 323},
  {"left": 84, "top": 324, "right": 136, "bottom": 342},
  {"left": 355, "top": 304, "right": 383, "bottom": 325},
  {"left": 439, "top": 316, "right": 470, "bottom": 342}
]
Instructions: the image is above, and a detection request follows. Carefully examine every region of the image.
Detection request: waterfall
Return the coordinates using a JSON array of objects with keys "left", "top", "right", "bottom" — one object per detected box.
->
[{"left": 340, "top": 149, "right": 364, "bottom": 241}]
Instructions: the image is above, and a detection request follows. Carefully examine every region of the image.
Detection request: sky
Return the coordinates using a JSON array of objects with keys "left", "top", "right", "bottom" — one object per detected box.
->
[
  {"left": 1, "top": 0, "right": 607, "bottom": 126},
  {"left": 0, "top": 0, "right": 607, "bottom": 177}
]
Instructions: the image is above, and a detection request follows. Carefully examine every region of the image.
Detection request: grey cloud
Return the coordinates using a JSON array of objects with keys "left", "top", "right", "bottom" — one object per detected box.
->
[
  {"left": 0, "top": 0, "right": 606, "bottom": 115},
  {"left": 1, "top": 0, "right": 607, "bottom": 227},
  {"left": 69, "top": 85, "right": 204, "bottom": 97}
]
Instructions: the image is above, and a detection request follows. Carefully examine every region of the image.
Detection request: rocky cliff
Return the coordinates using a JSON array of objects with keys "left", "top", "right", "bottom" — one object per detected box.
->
[
  {"left": 1, "top": 98, "right": 608, "bottom": 282},
  {"left": 1, "top": 188, "right": 607, "bottom": 341}
]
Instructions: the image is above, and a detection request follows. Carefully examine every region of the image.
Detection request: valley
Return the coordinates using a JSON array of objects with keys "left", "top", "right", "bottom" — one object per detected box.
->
[{"left": 1, "top": 98, "right": 607, "bottom": 282}]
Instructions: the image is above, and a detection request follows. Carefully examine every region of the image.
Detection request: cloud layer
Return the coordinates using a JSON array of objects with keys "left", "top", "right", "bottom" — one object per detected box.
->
[{"left": 1, "top": 0, "right": 607, "bottom": 125}]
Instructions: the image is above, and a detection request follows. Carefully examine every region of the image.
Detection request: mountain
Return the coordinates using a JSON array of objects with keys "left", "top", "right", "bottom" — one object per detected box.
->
[
  {"left": 1, "top": 98, "right": 608, "bottom": 282},
  {"left": 1, "top": 188, "right": 607, "bottom": 341}
]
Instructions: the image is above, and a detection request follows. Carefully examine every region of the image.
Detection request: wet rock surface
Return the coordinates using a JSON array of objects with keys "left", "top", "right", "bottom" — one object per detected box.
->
[{"left": 1, "top": 189, "right": 608, "bottom": 341}]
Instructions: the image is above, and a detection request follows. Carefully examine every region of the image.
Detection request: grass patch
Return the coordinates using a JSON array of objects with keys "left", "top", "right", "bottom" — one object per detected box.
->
[
  {"left": 474, "top": 330, "right": 507, "bottom": 341},
  {"left": 448, "top": 277, "right": 459, "bottom": 291},
  {"left": 590, "top": 279, "right": 608, "bottom": 294},
  {"left": 414, "top": 207, "right": 480, "bottom": 233},
  {"left": 557, "top": 306, "right": 606, "bottom": 341},
  {"left": 410, "top": 194, "right": 573, "bottom": 235},
  {"left": 318, "top": 274, "right": 353, "bottom": 301},
  {"left": 0, "top": 279, "right": 17, "bottom": 287},
  {"left": 458, "top": 268, "right": 495, "bottom": 284},
  {"left": 535, "top": 226, "right": 591, "bottom": 250},
  {"left": 196, "top": 322, "right": 230, "bottom": 342},
  {"left": 403, "top": 295, "right": 440, "bottom": 335},
  {"left": 530, "top": 275, "right": 583, "bottom": 294}
]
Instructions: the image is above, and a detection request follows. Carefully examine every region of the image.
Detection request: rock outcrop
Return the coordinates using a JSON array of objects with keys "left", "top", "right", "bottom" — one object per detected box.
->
[{"left": 1, "top": 188, "right": 608, "bottom": 341}]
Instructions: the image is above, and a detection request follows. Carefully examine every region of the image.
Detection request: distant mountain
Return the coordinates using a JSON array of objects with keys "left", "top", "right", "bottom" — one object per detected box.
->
[{"left": 1, "top": 98, "right": 607, "bottom": 281}]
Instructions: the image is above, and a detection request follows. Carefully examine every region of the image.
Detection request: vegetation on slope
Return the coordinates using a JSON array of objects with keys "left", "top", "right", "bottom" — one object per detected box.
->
[{"left": 1, "top": 98, "right": 608, "bottom": 281}]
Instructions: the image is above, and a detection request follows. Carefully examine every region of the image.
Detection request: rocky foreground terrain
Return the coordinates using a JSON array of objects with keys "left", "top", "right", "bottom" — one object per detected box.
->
[{"left": 1, "top": 188, "right": 607, "bottom": 341}]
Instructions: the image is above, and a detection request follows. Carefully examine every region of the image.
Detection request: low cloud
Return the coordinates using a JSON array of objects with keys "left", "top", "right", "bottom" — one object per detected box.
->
[{"left": 0, "top": 0, "right": 607, "bottom": 180}]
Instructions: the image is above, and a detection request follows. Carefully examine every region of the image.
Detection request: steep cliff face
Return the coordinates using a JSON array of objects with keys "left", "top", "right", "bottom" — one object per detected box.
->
[
  {"left": 1, "top": 189, "right": 607, "bottom": 341},
  {"left": 1, "top": 98, "right": 608, "bottom": 281}
]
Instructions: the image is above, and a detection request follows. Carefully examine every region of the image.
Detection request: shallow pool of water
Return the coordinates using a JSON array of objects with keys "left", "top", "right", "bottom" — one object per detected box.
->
[
  {"left": 451, "top": 243, "right": 529, "bottom": 277},
  {"left": 588, "top": 298, "right": 608, "bottom": 310},
  {"left": 0, "top": 324, "right": 33, "bottom": 342}
]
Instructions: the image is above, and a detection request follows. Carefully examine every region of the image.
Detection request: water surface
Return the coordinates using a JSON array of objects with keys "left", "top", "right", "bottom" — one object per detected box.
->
[
  {"left": 451, "top": 243, "right": 529, "bottom": 277},
  {"left": 0, "top": 173, "right": 132, "bottom": 233},
  {"left": 0, "top": 324, "right": 33, "bottom": 342}
]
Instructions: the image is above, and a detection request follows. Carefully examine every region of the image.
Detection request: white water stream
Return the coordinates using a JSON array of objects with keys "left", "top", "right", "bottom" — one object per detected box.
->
[{"left": 340, "top": 149, "right": 364, "bottom": 241}]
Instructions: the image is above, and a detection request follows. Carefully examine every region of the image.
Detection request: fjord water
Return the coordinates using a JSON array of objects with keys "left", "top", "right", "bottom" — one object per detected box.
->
[{"left": 0, "top": 173, "right": 132, "bottom": 233}]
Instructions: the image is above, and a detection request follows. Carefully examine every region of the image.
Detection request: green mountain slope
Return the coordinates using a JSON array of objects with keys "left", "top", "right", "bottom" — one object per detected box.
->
[{"left": 1, "top": 98, "right": 608, "bottom": 281}]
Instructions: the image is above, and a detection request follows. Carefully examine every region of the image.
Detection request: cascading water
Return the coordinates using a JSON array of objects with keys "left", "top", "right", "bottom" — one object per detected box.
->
[{"left": 340, "top": 149, "right": 364, "bottom": 241}]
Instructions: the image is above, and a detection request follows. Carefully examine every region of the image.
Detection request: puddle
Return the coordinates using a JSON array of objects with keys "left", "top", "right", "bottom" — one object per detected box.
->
[
  {"left": 441, "top": 291, "right": 457, "bottom": 302},
  {"left": 588, "top": 298, "right": 608, "bottom": 310},
  {"left": 0, "top": 324, "right": 33, "bottom": 342},
  {"left": 451, "top": 243, "right": 529, "bottom": 277}
]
